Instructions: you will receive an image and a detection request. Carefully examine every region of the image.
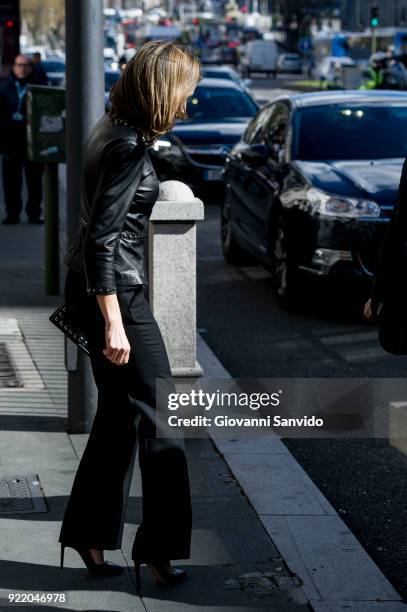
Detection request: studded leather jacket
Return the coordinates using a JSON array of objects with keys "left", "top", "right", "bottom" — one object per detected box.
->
[{"left": 63, "top": 112, "right": 159, "bottom": 295}]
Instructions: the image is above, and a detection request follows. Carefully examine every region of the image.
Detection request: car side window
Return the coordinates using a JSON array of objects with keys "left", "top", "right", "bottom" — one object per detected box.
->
[
  {"left": 265, "top": 103, "right": 290, "bottom": 161},
  {"left": 244, "top": 105, "right": 273, "bottom": 144}
]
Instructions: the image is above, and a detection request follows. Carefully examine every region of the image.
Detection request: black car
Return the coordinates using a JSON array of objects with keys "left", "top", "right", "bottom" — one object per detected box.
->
[
  {"left": 218, "top": 44, "right": 240, "bottom": 67},
  {"left": 201, "top": 66, "right": 249, "bottom": 91},
  {"left": 199, "top": 46, "right": 222, "bottom": 65},
  {"left": 42, "top": 58, "right": 66, "bottom": 86},
  {"left": 221, "top": 90, "right": 407, "bottom": 306},
  {"left": 149, "top": 78, "right": 258, "bottom": 195}
]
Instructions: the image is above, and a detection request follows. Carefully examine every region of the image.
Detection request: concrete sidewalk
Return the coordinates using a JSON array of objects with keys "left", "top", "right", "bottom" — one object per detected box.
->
[
  {"left": 0, "top": 221, "right": 311, "bottom": 610},
  {"left": 198, "top": 338, "right": 407, "bottom": 611}
]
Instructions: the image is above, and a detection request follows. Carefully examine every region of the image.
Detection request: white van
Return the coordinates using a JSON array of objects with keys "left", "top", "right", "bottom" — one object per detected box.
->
[{"left": 241, "top": 40, "right": 279, "bottom": 78}]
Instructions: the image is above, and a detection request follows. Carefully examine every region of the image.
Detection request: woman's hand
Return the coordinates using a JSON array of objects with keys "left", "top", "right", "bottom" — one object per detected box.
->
[
  {"left": 103, "top": 320, "right": 131, "bottom": 365},
  {"left": 95, "top": 293, "right": 131, "bottom": 365},
  {"left": 364, "top": 298, "right": 376, "bottom": 322}
]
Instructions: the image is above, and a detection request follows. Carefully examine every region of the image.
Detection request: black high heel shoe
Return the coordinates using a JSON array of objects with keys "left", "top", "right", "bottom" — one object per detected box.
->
[
  {"left": 60, "top": 544, "right": 124, "bottom": 577},
  {"left": 134, "top": 559, "right": 187, "bottom": 592}
]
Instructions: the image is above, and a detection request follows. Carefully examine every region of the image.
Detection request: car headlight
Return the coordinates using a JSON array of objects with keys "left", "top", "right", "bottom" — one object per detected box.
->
[
  {"left": 306, "top": 187, "right": 380, "bottom": 218},
  {"left": 152, "top": 139, "right": 172, "bottom": 151}
]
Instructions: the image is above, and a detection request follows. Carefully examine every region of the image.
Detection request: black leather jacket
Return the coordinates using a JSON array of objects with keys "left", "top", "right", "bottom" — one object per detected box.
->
[{"left": 64, "top": 112, "right": 159, "bottom": 295}]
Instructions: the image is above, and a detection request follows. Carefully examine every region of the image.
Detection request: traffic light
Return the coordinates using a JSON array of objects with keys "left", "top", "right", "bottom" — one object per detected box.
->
[{"left": 370, "top": 6, "right": 379, "bottom": 28}]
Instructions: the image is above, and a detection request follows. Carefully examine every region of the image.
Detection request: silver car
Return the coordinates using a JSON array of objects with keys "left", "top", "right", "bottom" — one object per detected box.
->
[{"left": 276, "top": 53, "right": 303, "bottom": 74}]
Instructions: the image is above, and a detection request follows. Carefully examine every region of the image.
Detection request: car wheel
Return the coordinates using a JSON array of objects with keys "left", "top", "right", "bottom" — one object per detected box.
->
[
  {"left": 221, "top": 192, "right": 256, "bottom": 266},
  {"left": 271, "top": 214, "right": 301, "bottom": 309}
]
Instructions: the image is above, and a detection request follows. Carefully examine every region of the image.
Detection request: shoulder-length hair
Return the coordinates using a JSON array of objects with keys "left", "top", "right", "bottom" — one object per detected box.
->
[{"left": 109, "top": 40, "right": 201, "bottom": 145}]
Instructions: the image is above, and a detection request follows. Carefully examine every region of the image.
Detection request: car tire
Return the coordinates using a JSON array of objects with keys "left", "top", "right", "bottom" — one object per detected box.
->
[
  {"left": 221, "top": 192, "right": 256, "bottom": 266},
  {"left": 270, "top": 213, "right": 301, "bottom": 309}
]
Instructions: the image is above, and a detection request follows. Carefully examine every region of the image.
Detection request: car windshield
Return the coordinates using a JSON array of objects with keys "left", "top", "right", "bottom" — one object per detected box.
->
[
  {"left": 186, "top": 87, "right": 258, "bottom": 120},
  {"left": 293, "top": 103, "right": 407, "bottom": 160},
  {"left": 203, "top": 71, "right": 233, "bottom": 81},
  {"left": 105, "top": 71, "right": 120, "bottom": 90}
]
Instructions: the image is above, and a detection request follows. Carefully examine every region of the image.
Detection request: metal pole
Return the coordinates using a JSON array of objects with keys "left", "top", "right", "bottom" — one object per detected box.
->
[
  {"left": 65, "top": 0, "right": 104, "bottom": 433},
  {"left": 371, "top": 27, "right": 377, "bottom": 54},
  {"left": 44, "top": 163, "right": 59, "bottom": 295}
]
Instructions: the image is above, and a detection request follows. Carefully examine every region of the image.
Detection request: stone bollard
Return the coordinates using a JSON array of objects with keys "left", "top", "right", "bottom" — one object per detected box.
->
[{"left": 148, "top": 180, "right": 204, "bottom": 378}]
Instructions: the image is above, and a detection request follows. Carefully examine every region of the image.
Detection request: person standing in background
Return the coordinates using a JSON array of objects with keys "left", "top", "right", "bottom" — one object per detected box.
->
[
  {"left": 31, "top": 52, "right": 48, "bottom": 85},
  {"left": 118, "top": 54, "right": 128, "bottom": 72},
  {"left": 0, "top": 54, "right": 44, "bottom": 225}
]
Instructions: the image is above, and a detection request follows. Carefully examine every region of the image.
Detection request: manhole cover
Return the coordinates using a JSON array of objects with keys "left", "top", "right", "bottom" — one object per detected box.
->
[
  {"left": 0, "top": 475, "right": 47, "bottom": 514},
  {"left": 0, "top": 342, "right": 22, "bottom": 388}
]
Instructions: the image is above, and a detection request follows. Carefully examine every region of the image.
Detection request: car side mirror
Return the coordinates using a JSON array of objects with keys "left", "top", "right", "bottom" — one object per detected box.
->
[{"left": 241, "top": 143, "right": 269, "bottom": 165}]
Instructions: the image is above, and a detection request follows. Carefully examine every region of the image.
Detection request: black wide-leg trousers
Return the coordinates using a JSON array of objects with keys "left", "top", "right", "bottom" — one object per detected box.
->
[{"left": 58, "top": 267, "right": 192, "bottom": 562}]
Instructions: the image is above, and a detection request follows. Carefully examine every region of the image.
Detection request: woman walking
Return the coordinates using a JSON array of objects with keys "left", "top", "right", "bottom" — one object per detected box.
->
[{"left": 58, "top": 41, "right": 201, "bottom": 591}]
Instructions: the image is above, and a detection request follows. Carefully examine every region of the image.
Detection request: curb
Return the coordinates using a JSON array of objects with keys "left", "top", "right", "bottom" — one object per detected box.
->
[{"left": 197, "top": 334, "right": 407, "bottom": 611}]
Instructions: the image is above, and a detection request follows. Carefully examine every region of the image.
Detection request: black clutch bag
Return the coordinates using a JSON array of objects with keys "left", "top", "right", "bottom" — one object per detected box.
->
[{"left": 49, "top": 302, "right": 90, "bottom": 355}]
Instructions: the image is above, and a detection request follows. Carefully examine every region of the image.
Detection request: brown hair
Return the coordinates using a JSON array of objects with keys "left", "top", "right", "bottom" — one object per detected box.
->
[{"left": 109, "top": 40, "right": 201, "bottom": 145}]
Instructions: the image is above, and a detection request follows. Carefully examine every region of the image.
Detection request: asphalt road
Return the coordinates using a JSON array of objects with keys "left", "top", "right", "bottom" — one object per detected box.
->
[
  {"left": 197, "top": 198, "right": 407, "bottom": 601},
  {"left": 246, "top": 72, "right": 303, "bottom": 105}
]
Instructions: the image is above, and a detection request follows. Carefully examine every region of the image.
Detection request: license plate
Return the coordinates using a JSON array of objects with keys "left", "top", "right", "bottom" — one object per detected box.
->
[{"left": 203, "top": 169, "right": 223, "bottom": 181}]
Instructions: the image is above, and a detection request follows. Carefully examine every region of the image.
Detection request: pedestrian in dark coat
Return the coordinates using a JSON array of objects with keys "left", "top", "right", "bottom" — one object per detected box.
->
[
  {"left": 31, "top": 52, "right": 48, "bottom": 85},
  {"left": 0, "top": 54, "right": 44, "bottom": 224}
]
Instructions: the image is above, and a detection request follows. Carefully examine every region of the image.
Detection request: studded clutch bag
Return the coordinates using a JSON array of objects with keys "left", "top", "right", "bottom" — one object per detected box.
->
[{"left": 49, "top": 302, "right": 90, "bottom": 355}]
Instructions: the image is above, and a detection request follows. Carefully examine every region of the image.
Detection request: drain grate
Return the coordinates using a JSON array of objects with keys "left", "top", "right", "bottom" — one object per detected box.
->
[
  {"left": 0, "top": 342, "right": 22, "bottom": 388},
  {"left": 0, "top": 474, "right": 47, "bottom": 514}
]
